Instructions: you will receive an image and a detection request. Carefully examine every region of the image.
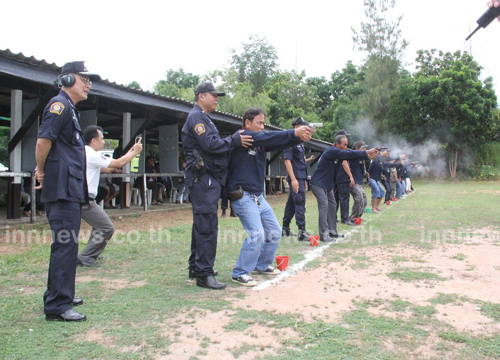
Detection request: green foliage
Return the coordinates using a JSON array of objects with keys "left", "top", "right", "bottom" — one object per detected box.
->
[
  {"left": 0, "top": 134, "right": 9, "bottom": 167},
  {"left": 351, "top": 0, "right": 408, "bottom": 61},
  {"left": 230, "top": 35, "right": 278, "bottom": 97},
  {"left": 388, "top": 50, "right": 498, "bottom": 177},
  {"left": 264, "top": 70, "right": 318, "bottom": 128},
  {"left": 154, "top": 68, "right": 200, "bottom": 100},
  {"left": 127, "top": 81, "right": 142, "bottom": 90}
]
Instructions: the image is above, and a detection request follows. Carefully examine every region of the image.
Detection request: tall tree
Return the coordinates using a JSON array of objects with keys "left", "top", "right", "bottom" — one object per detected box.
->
[
  {"left": 230, "top": 35, "right": 279, "bottom": 97},
  {"left": 388, "top": 50, "right": 497, "bottom": 178},
  {"left": 352, "top": 0, "right": 408, "bottom": 126}
]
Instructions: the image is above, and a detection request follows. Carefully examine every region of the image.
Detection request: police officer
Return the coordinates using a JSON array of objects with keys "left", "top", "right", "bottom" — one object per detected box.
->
[
  {"left": 348, "top": 141, "right": 369, "bottom": 222},
  {"left": 35, "top": 61, "right": 101, "bottom": 322},
  {"left": 310, "top": 135, "right": 378, "bottom": 242},
  {"left": 282, "top": 117, "right": 315, "bottom": 241},
  {"left": 182, "top": 82, "right": 252, "bottom": 290},
  {"left": 334, "top": 130, "right": 356, "bottom": 226}
]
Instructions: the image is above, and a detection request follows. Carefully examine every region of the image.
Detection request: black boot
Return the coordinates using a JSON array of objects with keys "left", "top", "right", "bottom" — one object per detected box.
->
[
  {"left": 298, "top": 227, "right": 310, "bottom": 241},
  {"left": 282, "top": 224, "right": 297, "bottom": 237},
  {"left": 221, "top": 209, "right": 226, "bottom": 218},
  {"left": 196, "top": 275, "right": 226, "bottom": 290}
]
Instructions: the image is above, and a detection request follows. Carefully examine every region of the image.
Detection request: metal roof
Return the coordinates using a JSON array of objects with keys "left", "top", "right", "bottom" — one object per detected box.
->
[{"left": 0, "top": 48, "right": 331, "bottom": 151}]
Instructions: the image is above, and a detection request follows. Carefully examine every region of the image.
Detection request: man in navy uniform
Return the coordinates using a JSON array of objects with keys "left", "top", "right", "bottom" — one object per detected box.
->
[
  {"left": 282, "top": 117, "right": 315, "bottom": 241},
  {"left": 348, "top": 141, "right": 369, "bottom": 223},
  {"left": 310, "top": 135, "right": 378, "bottom": 242},
  {"left": 182, "top": 82, "right": 253, "bottom": 290},
  {"left": 228, "top": 108, "right": 313, "bottom": 287},
  {"left": 35, "top": 61, "right": 101, "bottom": 322}
]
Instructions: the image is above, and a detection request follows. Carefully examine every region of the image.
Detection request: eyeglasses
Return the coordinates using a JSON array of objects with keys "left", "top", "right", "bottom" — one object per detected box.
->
[{"left": 78, "top": 75, "right": 92, "bottom": 85}]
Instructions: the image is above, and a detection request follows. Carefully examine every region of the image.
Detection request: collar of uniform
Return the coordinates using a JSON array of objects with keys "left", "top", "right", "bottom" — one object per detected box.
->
[{"left": 59, "top": 89, "right": 76, "bottom": 109}]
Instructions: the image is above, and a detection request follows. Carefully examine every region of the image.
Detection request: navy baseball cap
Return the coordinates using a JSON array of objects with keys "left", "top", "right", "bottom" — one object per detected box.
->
[
  {"left": 335, "top": 129, "right": 351, "bottom": 136},
  {"left": 291, "top": 117, "right": 309, "bottom": 126},
  {"left": 61, "top": 61, "right": 101, "bottom": 81},
  {"left": 195, "top": 82, "right": 225, "bottom": 96}
]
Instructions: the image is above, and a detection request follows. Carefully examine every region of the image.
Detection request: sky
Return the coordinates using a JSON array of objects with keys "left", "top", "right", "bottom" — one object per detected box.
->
[{"left": 2, "top": 0, "right": 499, "bottom": 99}]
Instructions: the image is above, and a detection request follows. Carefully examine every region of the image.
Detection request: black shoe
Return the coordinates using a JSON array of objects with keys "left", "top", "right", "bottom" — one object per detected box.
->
[
  {"left": 320, "top": 236, "right": 336, "bottom": 243},
  {"left": 71, "top": 298, "right": 83, "bottom": 306},
  {"left": 96, "top": 255, "right": 104, "bottom": 260},
  {"left": 46, "top": 309, "right": 87, "bottom": 322},
  {"left": 230, "top": 209, "right": 237, "bottom": 217},
  {"left": 196, "top": 275, "right": 226, "bottom": 290},
  {"left": 341, "top": 220, "right": 356, "bottom": 226},
  {"left": 189, "top": 269, "right": 218, "bottom": 279},
  {"left": 329, "top": 232, "right": 345, "bottom": 238},
  {"left": 77, "top": 258, "right": 100, "bottom": 268},
  {"left": 282, "top": 227, "right": 297, "bottom": 237},
  {"left": 298, "top": 229, "right": 310, "bottom": 241},
  {"left": 221, "top": 210, "right": 226, "bottom": 218}
]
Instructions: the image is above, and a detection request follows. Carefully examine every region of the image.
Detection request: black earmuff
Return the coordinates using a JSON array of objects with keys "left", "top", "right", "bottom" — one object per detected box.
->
[{"left": 60, "top": 74, "right": 76, "bottom": 88}]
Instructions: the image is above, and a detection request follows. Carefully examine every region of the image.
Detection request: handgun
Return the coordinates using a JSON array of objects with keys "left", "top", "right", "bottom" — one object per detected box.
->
[
  {"left": 466, "top": 5, "right": 500, "bottom": 40},
  {"left": 308, "top": 123, "right": 323, "bottom": 130}
]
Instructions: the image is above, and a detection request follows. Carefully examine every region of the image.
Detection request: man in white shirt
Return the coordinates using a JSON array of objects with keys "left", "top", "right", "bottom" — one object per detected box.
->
[{"left": 78, "top": 125, "right": 142, "bottom": 267}]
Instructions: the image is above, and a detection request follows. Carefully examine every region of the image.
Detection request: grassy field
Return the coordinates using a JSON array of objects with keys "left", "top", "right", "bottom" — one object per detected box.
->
[{"left": 1, "top": 180, "right": 499, "bottom": 359}]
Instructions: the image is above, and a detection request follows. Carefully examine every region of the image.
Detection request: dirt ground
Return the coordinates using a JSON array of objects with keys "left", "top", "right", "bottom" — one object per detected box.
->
[
  {"left": 94, "top": 209, "right": 499, "bottom": 359},
  {"left": 3, "top": 207, "right": 500, "bottom": 359}
]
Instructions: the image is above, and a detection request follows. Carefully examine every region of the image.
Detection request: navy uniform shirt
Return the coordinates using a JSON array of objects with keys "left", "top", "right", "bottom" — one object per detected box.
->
[
  {"left": 310, "top": 147, "right": 368, "bottom": 191},
  {"left": 283, "top": 143, "right": 307, "bottom": 181},
  {"left": 349, "top": 158, "right": 366, "bottom": 185},
  {"left": 38, "top": 90, "right": 87, "bottom": 204},
  {"left": 228, "top": 129, "right": 300, "bottom": 196},
  {"left": 181, "top": 104, "right": 242, "bottom": 186},
  {"left": 368, "top": 157, "right": 383, "bottom": 181},
  {"left": 336, "top": 159, "right": 351, "bottom": 184}
]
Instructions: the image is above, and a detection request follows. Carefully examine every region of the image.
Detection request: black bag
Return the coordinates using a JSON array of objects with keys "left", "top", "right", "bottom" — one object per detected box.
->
[{"left": 228, "top": 186, "right": 244, "bottom": 201}]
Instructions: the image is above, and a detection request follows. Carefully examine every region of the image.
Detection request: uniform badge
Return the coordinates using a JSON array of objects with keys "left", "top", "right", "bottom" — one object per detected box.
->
[
  {"left": 194, "top": 123, "right": 206, "bottom": 135},
  {"left": 49, "top": 102, "right": 65, "bottom": 115}
]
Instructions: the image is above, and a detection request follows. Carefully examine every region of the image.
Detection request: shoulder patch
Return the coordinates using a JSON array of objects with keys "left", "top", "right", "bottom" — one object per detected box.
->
[
  {"left": 49, "top": 102, "right": 65, "bottom": 115},
  {"left": 194, "top": 123, "right": 206, "bottom": 135}
]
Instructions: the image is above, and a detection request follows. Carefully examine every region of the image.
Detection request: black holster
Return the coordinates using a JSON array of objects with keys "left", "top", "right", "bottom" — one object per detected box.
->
[{"left": 228, "top": 186, "right": 244, "bottom": 201}]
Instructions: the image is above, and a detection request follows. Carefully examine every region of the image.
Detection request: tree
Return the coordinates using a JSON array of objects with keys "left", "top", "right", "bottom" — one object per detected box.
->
[
  {"left": 352, "top": 0, "right": 408, "bottom": 126},
  {"left": 230, "top": 35, "right": 279, "bottom": 97},
  {"left": 127, "top": 81, "right": 142, "bottom": 90},
  {"left": 388, "top": 50, "right": 498, "bottom": 178},
  {"left": 154, "top": 68, "right": 200, "bottom": 99},
  {"left": 264, "top": 70, "right": 317, "bottom": 128},
  {"left": 351, "top": 0, "right": 408, "bottom": 61}
]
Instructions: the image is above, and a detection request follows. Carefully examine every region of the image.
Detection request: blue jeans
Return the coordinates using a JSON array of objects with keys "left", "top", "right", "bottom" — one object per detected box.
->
[
  {"left": 368, "top": 178, "right": 385, "bottom": 199},
  {"left": 396, "top": 179, "right": 405, "bottom": 198},
  {"left": 231, "top": 192, "right": 281, "bottom": 278}
]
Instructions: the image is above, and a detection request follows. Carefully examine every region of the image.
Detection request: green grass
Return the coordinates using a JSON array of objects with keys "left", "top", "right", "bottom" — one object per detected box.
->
[{"left": 1, "top": 180, "right": 500, "bottom": 359}]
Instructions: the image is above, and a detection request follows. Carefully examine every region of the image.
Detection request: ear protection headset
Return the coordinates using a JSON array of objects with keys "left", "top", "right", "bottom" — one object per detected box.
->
[{"left": 59, "top": 73, "right": 76, "bottom": 88}]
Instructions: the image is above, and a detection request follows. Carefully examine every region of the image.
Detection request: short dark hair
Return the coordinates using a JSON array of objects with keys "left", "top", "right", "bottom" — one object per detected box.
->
[
  {"left": 242, "top": 107, "right": 266, "bottom": 127},
  {"left": 83, "top": 125, "right": 103, "bottom": 145},
  {"left": 334, "top": 134, "right": 347, "bottom": 145}
]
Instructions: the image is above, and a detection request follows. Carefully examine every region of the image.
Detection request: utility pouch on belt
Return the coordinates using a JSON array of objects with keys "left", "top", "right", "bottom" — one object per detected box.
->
[
  {"left": 190, "top": 149, "right": 207, "bottom": 182},
  {"left": 228, "top": 186, "right": 244, "bottom": 201}
]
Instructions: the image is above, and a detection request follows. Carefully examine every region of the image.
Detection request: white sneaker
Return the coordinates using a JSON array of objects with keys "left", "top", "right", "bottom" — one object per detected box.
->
[
  {"left": 253, "top": 266, "right": 281, "bottom": 275},
  {"left": 232, "top": 274, "right": 257, "bottom": 287}
]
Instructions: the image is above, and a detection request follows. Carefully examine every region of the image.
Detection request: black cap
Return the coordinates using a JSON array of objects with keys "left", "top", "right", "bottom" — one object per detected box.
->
[
  {"left": 353, "top": 141, "right": 366, "bottom": 149},
  {"left": 291, "top": 117, "right": 308, "bottom": 126},
  {"left": 61, "top": 61, "right": 101, "bottom": 81},
  {"left": 336, "top": 129, "right": 351, "bottom": 136},
  {"left": 195, "top": 82, "right": 225, "bottom": 96}
]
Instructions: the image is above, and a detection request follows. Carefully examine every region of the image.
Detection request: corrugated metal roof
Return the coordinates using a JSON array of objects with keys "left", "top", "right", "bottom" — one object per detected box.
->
[{"left": 0, "top": 48, "right": 332, "bottom": 150}]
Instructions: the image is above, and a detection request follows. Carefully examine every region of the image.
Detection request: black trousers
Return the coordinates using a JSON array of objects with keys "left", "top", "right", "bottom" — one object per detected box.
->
[
  {"left": 188, "top": 173, "right": 221, "bottom": 277},
  {"left": 336, "top": 183, "right": 351, "bottom": 223},
  {"left": 43, "top": 200, "right": 82, "bottom": 315},
  {"left": 282, "top": 179, "right": 306, "bottom": 227},
  {"left": 382, "top": 179, "right": 392, "bottom": 202}
]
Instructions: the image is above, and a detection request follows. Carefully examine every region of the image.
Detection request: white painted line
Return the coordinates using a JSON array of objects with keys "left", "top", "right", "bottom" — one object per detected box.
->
[{"left": 253, "top": 190, "right": 416, "bottom": 290}]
